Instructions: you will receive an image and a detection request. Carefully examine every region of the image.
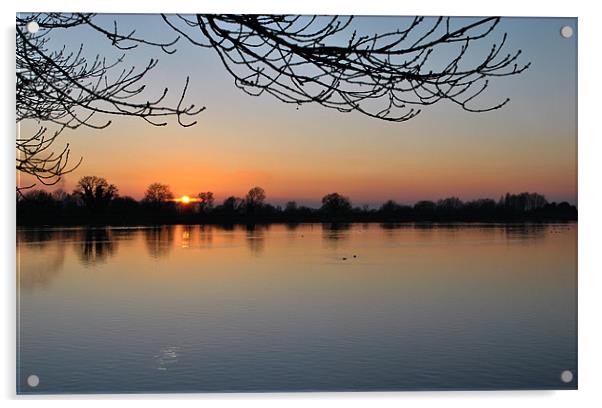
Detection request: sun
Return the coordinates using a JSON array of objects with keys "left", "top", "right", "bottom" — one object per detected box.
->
[{"left": 173, "top": 195, "right": 198, "bottom": 204}]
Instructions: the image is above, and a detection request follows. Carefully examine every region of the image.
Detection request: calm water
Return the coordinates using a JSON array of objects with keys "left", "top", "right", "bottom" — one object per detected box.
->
[{"left": 17, "top": 223, "right": 577, "bottom": 393}]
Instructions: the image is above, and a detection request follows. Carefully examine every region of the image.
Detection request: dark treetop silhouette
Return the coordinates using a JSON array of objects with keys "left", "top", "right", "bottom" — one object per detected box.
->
[
  {"left": 17, "top": 14, "right": 529, "bottom": 191},
  {"left": 17, "top": 179, "right": 576, "bottom": 226}
]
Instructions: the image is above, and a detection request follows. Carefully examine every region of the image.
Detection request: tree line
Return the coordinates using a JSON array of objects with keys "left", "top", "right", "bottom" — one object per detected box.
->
[{"left": 16, "top": 176, "right": 577, "bottom": 226}]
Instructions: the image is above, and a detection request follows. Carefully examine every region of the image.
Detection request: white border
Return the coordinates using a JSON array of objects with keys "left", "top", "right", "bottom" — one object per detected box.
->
[
  {"left": 3, "top": 1, "right": 601, "bottom": 407},
  {"left": 7, "top": 0, "right": 582, "bottom": 16}
]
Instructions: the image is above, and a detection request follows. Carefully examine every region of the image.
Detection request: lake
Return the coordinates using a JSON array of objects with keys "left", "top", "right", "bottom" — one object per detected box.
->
[{"left": 16, "top": 223, "right": 577, "bottom": 393}]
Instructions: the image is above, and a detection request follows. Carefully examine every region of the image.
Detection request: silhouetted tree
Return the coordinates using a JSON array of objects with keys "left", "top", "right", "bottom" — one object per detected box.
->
[
  {"left": 500, "top": 192, "right": 548, "bottom": 212},
  {"left": 220, "top": 196, "right": 244, "bottom": 216},
  {"left": 284, "top": 201, "right": 298, "bottom": 213},
  {"left": 73, "top": 176, "right": 117, "bottom": 214},
  {"left": 321, "top": 193, "right": 352, "bottom": 216},
  {"left": 436, "top": 197, "right": 464, "bottom": 217},
  {"left": 437, "top": 197, "right": 463, "bottom": 209},
  {"left": 380, "top": 200, "right": 401, "bottom": 213},
  {"left": 16, "top": 185, "right": 576, "bottom": 225},
  {"left": 246, "top": 186, "right": 266, "bottom": 214},
  {"left": 197, "top": 191, "right": 215, "bottom": 213},
  {"left": 380, "top": 200, "right": 412, "bottom": 220},
  {"left": 143, "top": 183, "right": 174, "bottom": 205},
  {"left": 110, "top": 196, "right": 140, "bottom": 217},
  {"left": 414, "top": 200, "right": 437, "bottom": 219},
  {"left": 22, "top": 189, "right": 56, "bottom": 206},
  {"left": 50, "top": 188, "right": 68, "bottom": 203},
  {"left": 50, "top": 188, "right": 79, "bottom": 215},
  {"left": 141, "top": 182, "right": 175, "bottom": 217},
  {"left": 17, "top": 189, "right": 61, "bottom": 222},
  {"left": 464, "top": 198, "right": 497, "bottom": 218}
]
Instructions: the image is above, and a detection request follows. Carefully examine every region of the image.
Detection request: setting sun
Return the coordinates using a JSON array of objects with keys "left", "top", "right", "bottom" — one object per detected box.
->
[{"left": 172, "top": 195, "right": 199, "bottom": 204}]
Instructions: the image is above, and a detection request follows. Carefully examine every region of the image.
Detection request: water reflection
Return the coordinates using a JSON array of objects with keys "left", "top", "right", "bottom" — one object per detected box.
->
[
  {"left": 379, "top": 223, "right": 411, "bottom": 241},
  {"left": 181, "top": 225, "right": 193, "bottom": 249},
  {"left": 322, "top": 223, "right": 351, "bottom": 249},
  {"left": 377, "top": 222, "right": 553, "bottom": 243},
  {"left": 110, "top": 228, "right": 138, "bottom": 241},
  {"left": 198, "top": 225, "right": 213, "bottom": 247},
  {"left": 379, "top": 222, "right": 405, "bottom": 230},
  {"left": 18, "top": 229, "right": 77, "bottom": 249},
  {"left": 75, "top": 229, "right": 118, "bottom": 266},
  {"left": 17, "top": 223, "right": 577, "bottom": 393},
  {"left": 17, "top": 230, "right": 68, "bottom": 290},
  {"left": 19, "top": 229, "right": 55, "bottom": 248},
  {"left": 245, "top": 224, "right": 267, "bottom": 255},
  {"left": 144, "top": 226, "right": 175, "bottom": 259},
  {"left": 504, "top": 223, "right": 550, "bottom": 240},
  {"left": 284, "top": 222, "right": 300, "bottom": 231}
]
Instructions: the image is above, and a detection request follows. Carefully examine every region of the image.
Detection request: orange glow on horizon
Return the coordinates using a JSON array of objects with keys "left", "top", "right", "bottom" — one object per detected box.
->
[{"left": 173, "top": 195, "right": 199, "bottom": 204}]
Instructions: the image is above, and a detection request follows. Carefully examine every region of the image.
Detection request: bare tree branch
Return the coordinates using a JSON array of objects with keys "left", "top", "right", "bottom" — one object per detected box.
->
[
  {"left": 170, "top": 15, "right": 529, "bottom": 121},
  {"left": 16, "top": 13, "right": 203, "bottom": 190},
  {"left": 16, "top": 13, "right": 529, "bottom": 191}
]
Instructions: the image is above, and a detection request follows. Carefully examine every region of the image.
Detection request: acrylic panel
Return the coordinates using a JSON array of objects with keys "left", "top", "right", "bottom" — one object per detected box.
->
[{"left": 16, "top": 14, "right": 577, "bottom": 394}]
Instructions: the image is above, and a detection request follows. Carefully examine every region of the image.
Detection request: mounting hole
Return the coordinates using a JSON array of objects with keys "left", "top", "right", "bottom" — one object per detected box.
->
[
  {"left": 560, "top": 370, "right": 574, "bottom": 383},
  {"left": 560, "top": 26, "right": 573, "bottom": 39},
  {"left": 26, "top": 21, "right": 39, "bottom": 34},
  {"left": 27, "top": 374, "right": 40, "bottom": 388}
]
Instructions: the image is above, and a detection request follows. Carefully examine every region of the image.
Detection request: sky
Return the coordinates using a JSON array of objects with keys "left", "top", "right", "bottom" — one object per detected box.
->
[{"left": 17, "top": 15, "right": 577, "bottom": 207}]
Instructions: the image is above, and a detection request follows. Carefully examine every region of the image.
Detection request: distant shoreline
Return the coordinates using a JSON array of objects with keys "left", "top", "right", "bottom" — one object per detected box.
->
[
  {"left": 16, "top": 215, "right": 577, "bottom": 228},
  {"left": 17, "top": 189, "right": 577, "bottom": 227}
]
